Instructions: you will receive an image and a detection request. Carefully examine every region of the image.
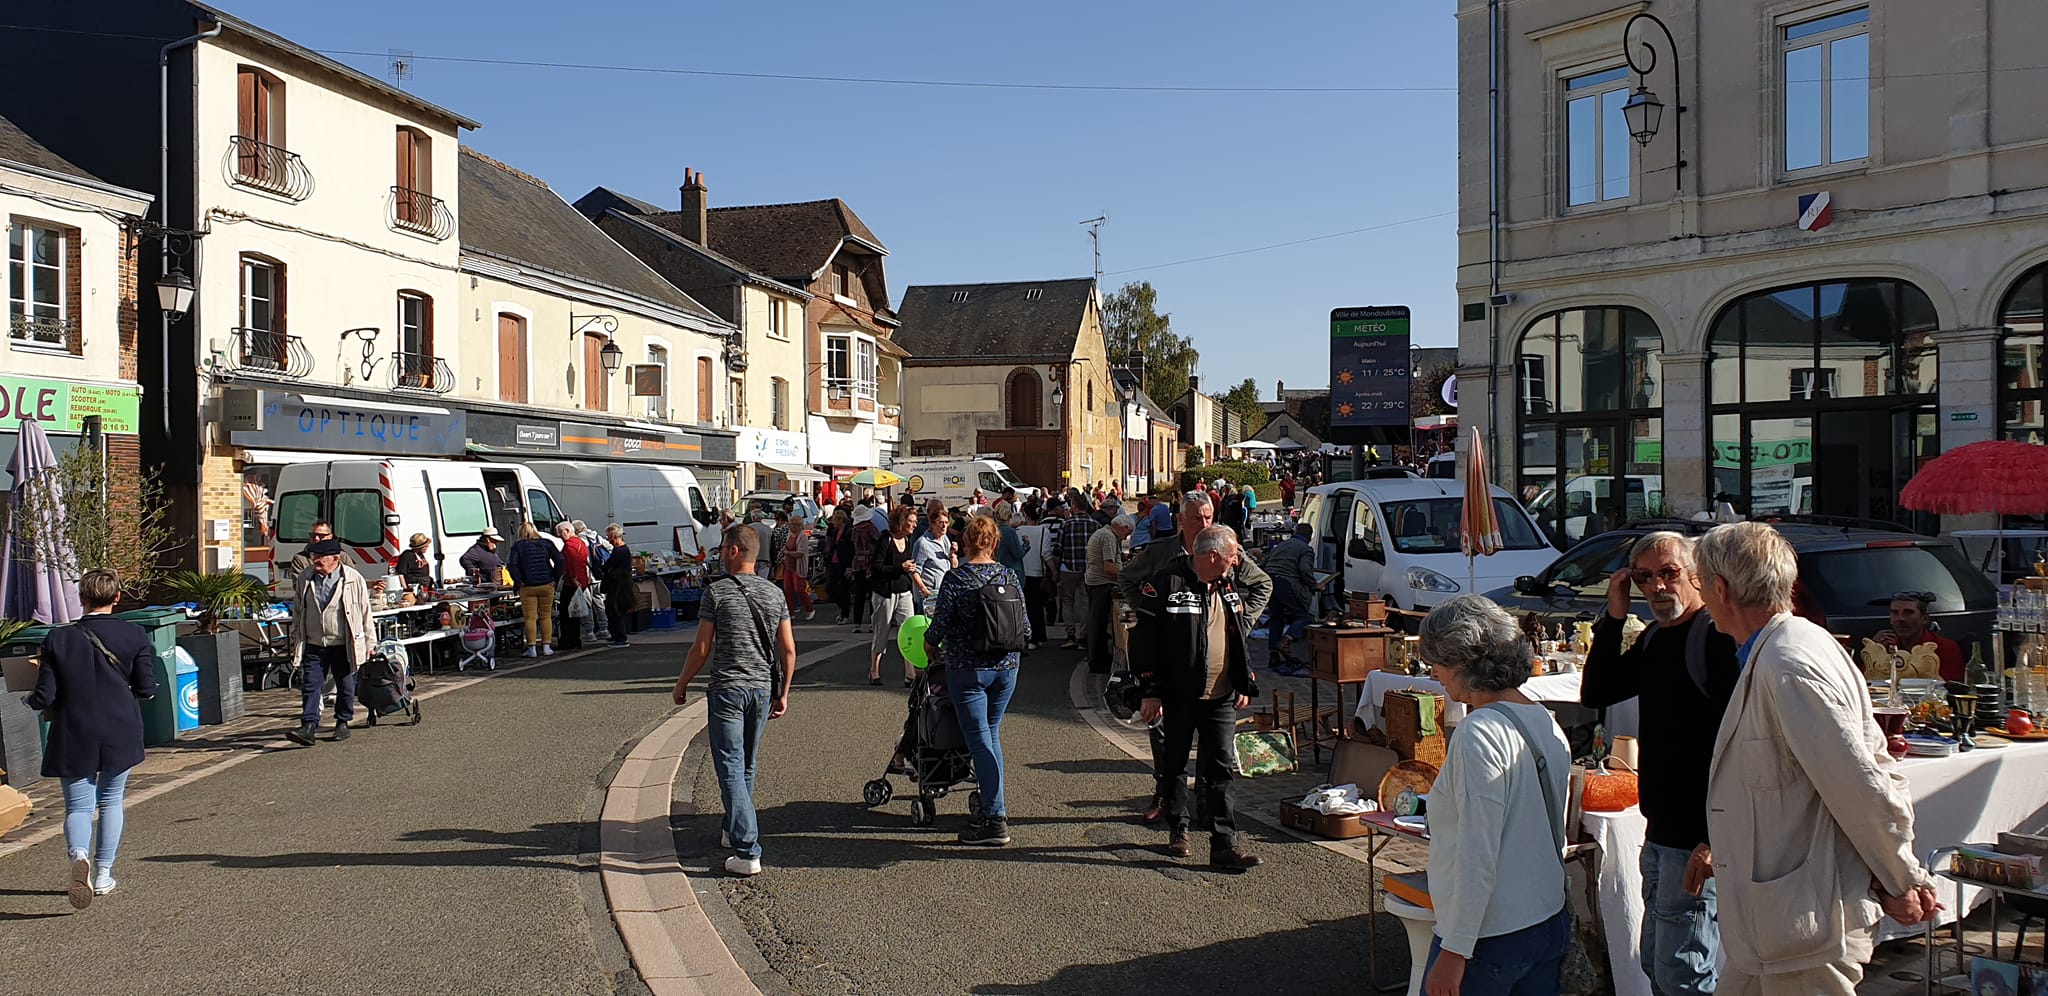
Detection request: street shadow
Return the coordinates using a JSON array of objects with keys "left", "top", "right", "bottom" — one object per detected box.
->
[
  {"left": 968, "top": 913, "right": 1395, "bottom": 994},
  {"left": 674, "top": 800, "right": 1184, "bottom": 874},
  {"left": 146, "top": 822, "right": 588, "bottom": 872},
  {"left": 0, "top": 910, "right": 71, "bottom": 920},
  {"left": 1024, "top": 759, "right": 1149, "bottom": 775}
]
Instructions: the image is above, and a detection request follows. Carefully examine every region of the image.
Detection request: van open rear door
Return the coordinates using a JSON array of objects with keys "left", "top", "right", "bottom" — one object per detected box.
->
[{"left": 322, "top": 461, "right": 402, "bottom": 571}]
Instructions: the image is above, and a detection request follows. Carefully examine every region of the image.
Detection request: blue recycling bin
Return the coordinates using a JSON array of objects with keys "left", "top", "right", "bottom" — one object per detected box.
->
[{"left": 172, "top": 647, "right": 200, "bottom": 733}]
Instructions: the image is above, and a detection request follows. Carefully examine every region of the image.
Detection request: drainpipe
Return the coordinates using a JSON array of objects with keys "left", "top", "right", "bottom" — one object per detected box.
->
[
  {"left": 160, "top": 22, "right": 222, "bottom": 436},
  {"left": 1484, "top": 0, "right": 1503, "bottom": 481}
]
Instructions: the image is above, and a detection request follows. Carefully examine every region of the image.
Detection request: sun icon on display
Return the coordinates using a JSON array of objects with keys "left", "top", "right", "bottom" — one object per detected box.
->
[
  {"left": 1337, "top": 403, "right": 1354, "bottom": 417},
  {"left": 1337, "top": 370, "right": 1355, "bottom": 384}
]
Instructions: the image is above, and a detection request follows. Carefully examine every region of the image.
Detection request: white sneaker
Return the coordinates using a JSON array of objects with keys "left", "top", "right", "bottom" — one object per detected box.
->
[
  {"left": 523, "top": 647, "right": 538, "bottom": 658},
  {"left": 724, "top": 855, "right": 762, "bottom": 876},
  {"left": 804, "top": 609, "right": 816, "bottom": 621},
  {"left": 91, "top": 870, "right": 117, "bottom": 896},
  {"left": 540, "top": 645, "right": 555, "bottom": 657},
  {"left": 67, "top": 850, "right": 91, "bottom": 909}
]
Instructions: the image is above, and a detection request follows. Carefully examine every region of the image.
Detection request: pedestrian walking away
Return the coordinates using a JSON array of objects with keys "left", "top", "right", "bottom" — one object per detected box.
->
[
  {"left": 925, "top": 514, "right": 1023, "bottom": 846},
  {"left": 22, "top": 569, "right": 158, "bottom": 908},
  {"left": 867, "top": 504, "right": 922, "bottom": 685},
  {"left": 553, "top": 521, "right": 590, "bottom": 651},
  {"left": 1579, "top": 531, "right": 1739, "bottom": 996},
  {"left": 286, "top": 538, "right": 374, "bottom": 747},
  {"left": 600, "top": 525, "right": 634, "bottom": 648},
  {"left": 1084, "top": 514, "right": 1134, "bottom": 674},
  {"left": 673, "top": 525, "right": 796, "bottom": 877},
  {"left": 507, "top": 522, "right": 564, "bottom": 657},
  {"left": 1132, "top": 525, "right": 1260, "bottom": 871},
  {"left": 1694, "top": 523, "right": 1939, "bottom": 995},
  {"left": 1415, "top": 595, "right": 1572, "bottom": 996}
]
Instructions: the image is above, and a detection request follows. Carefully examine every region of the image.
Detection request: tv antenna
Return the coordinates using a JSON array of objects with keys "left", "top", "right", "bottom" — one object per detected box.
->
[
  {"left": 388, "top": 49, "right": 414, "bottom": 81},
  {"left": 1080, "top": 215, "right": 1107, "bottom": 287}
]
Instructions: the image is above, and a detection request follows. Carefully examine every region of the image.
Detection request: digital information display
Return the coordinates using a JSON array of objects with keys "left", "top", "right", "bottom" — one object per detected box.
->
[{"left": 1327, "top": 306, "right": 1411, "bottom": 444}]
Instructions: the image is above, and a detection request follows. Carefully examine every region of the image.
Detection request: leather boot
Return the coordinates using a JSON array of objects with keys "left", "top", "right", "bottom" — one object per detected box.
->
[{"left": 286, "top": 723, "right": 317, "bottom": 746}]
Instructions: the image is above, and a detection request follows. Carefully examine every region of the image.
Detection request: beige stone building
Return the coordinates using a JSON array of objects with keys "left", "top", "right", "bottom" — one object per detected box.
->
[
  {"left": 894, "top": 279, "right": 1121, "bottom": 491},
  {"left": 1455, "top": 0, "right": 2048, "bottom": 542}
]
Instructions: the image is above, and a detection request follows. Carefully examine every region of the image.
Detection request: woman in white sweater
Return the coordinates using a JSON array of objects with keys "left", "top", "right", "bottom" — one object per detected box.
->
[{"left": 1415, "top": 595, "right": 1574, "bottom": 996}]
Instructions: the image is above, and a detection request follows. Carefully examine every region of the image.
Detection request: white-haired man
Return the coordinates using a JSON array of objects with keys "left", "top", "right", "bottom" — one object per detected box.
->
[
  {"left": 1580, "top": 531, "right": 1739, "bottom": 996},
  {"left": 1695, "top": 522, "right": 1937, "bottom": 995}
]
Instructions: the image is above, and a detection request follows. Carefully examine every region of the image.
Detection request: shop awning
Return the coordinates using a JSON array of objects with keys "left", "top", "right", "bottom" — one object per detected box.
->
[
  {"left": 239, "top": 448, "right": 344, "bottom": 465},
  {"left": 761, "top": 463, "right": 827, "bottom": 482}
]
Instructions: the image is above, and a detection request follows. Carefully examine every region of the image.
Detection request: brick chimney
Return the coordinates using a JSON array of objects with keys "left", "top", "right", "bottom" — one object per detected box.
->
[
  {"left": 1187, "top": 374, "right": 1200, "bottom": 395},
  {"left": 1276, "top": 378, "right": 1284, "bottom": 398},
  {"left": 678, "top": 168, "right": 708, "bottom": 246}
]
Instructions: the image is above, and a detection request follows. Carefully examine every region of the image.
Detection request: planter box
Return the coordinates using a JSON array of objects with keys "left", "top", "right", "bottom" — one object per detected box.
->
[
  {"left": 0, "top": 688, "right": 43, "bottom": 787},
  {"left": 178, "top": 631, "right": 245, "bottom": 726}
]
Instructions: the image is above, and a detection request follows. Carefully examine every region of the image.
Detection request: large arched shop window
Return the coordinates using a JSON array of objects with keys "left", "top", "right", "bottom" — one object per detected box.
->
[
  {"left": 1516, "top": 306, "right": 1663, "bottom": 547},
  {"left": 1707, "top": 278, "right": 1938, "bottom": 527},
  {"left": 2000, "top": 264, "right": 2048, "bottom": 443},
  {"left": 1006, "top": 367, "right": 1041, "bottom": 428}
]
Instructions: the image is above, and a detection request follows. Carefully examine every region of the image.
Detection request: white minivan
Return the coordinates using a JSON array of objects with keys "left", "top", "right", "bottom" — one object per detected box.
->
[
  {"left": 521, "top": 461, "right": 715, "bottom": 555},
  {"left": 887, "top": 455, "right": 1036, "bottom": 503},
  {"left": 1298, "top": 479, "right": 1557, "bottom": 613},
  {"left": 271, "top": 459, "right": 568, "bottom": 583}
]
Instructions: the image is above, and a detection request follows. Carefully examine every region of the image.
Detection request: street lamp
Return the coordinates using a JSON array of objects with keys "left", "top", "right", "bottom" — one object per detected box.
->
[
  {"left": 599, "top": 339, "right": 623, "bottom": 374},
  {"left": 155, "top": 265, "right": 195, "bottom": 321},
  {"left": 1621, "top": 12, "right": 1688, "bottom": 189}
]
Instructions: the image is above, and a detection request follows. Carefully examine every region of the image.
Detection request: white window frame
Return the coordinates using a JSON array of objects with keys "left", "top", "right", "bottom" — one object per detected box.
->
[
  {"left": 857, "top": 338, "right": 878, "bottom": 400},
  {"left": 645, "top": 342, "right": 670, "bottom": 420},
  {"left": 764, "top": 297, "right": 789, "bottom": 341},
  {"left": 728, "top": 374, "right": 745, "bottom": 427},
  {"left": 1562, "top": 64, "right": 1633, "bottom": 208},
  {"left": 824, "top": 332, "right": 878, "bottom": 401},
  {"left": 396, "top": 291, "right": 429, "bottom": 357},
  {"left": 1779, "top": 5, "right": 1871, "bottom": 174},
  {"left": 8, "top": 219, "right": 68, "bottom": 348},
  {"left": 1520, "top": 355, "right": 1550, "bottom": 414},
  {"left": 241, "top": 256, "right": 281, "bottom": 333},
  {"left": 771, "top": 376, "right": 788, "bottom": 430},
  {"left": 1790, "top": 366, "right": 1838, "bottom": 400}
]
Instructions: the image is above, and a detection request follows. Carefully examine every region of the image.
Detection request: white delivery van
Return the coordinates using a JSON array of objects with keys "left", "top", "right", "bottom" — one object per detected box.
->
[
  {"left": 1298, "top": 478, "right": 1557, "bottom": 613},
  {"left": 271, "top": 460, "right": 568, "bottom": 583},
  {"left": 887, "top": 455, "right": 1037, "bottom": 503},
  {"left": 521, "top": 461, "right": 715, "bottom": 555}
]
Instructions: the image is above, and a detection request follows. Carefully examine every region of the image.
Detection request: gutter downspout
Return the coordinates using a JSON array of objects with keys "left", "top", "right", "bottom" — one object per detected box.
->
[
  {"left": 1484, "top": 0, "right": 1503, "bottom": 483},
  {"left": 160, "top": 22, "right": 222, "bottom": 436}
]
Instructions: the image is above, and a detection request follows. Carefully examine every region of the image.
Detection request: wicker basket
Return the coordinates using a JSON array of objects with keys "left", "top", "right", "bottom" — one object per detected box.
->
[{"left": 1383, "top": 688, "right": 1447, "bottom": 766}]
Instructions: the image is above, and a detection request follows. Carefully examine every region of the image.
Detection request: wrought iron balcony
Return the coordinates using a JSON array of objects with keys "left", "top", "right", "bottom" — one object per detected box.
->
[
  {"left": 225, "top": 327, "right": 312, "bottom": 380},
  {"left": 389, "top": 350, "right": 454, "bottom": 394},
  {"left": 224, "top": 135, "right": 314, "bottom": 202},
  {"left": 8, "top": 314, "right": 73, "bottom": 347},
  {"left": 388, "top": 186, "right": 453, "bottom": 241}
]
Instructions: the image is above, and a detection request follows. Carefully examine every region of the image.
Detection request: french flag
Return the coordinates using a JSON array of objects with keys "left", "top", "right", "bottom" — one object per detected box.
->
[{"left": 1797, "top": 191, "right": 1833, "bottom": 231}]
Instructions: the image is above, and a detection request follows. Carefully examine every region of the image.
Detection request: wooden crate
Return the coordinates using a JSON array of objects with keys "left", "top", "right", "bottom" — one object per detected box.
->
[{"left": 1309, "top": 625, "right": 1390, "bottom": 682}]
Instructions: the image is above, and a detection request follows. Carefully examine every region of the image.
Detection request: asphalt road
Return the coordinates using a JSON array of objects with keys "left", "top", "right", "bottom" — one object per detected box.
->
[
  {"left": 674, "top": 639, "right": 1388, "bottom": 996},
  {"left": 0, "top": 635, "right": 773, "bottom": 995}
]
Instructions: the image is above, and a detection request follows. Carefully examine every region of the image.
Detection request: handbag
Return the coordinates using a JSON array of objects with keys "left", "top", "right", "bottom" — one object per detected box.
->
[{"left": 722, "top": 576, "right": 787, "bottom": 700}]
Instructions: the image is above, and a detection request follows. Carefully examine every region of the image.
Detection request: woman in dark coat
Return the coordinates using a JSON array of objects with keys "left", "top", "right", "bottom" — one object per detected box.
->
[
  {"left": 599, "top": 524, "right": 636, "bottom": 648},
  {"left": 22, "top": 569, "right": 157, "bottom": 908}
]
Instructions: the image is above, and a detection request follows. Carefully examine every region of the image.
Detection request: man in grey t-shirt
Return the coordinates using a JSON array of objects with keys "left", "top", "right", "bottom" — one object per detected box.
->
[{"left": 673, "top": 525, "right": 796, "bottom": 878}]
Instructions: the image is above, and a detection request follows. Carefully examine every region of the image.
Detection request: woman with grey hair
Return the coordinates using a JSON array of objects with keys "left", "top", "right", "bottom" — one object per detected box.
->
[{"left": 1415, "top": 594, "right": 1573, "bottom": 996}]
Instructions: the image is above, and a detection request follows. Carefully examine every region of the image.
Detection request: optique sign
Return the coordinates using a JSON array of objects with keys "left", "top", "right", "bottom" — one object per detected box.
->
[{"left": 1329, "top": 306, "right": 1412, "bottom": 431}]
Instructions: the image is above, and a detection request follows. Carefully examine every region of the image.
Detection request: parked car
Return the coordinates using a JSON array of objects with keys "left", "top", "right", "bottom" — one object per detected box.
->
[
  {"left": 1485, "top": 519, "right": 1998, "bottom": 651},
  {"left": 739, "top": 490, "right": 823, "bottom": 528},
  {"left": 1298, "top": 479, "right": 1558, "bottom": 614},
  {"left": 272, "top": 459, "right": 568, "bottom": 583}
]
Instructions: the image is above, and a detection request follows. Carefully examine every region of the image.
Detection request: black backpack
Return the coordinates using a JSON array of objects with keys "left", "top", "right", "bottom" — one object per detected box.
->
[{"left": 970, "top": 570, "right": 1029, "bottom": 653}]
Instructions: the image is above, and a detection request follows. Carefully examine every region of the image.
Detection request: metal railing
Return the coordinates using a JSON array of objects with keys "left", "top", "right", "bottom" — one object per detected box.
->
[
  {"left": 389, "top": 350, "right": 453, "bottom": 394},
  {"left": 225, "top": 135, "right": 314, "bottom": 201},
  {"left": 226, "top": 326, "right": 312, "bottom": 379},
  {"left": 824, "top": 377, "right": 877, "bottom": 400},
  {"left": 387, "top": 186, "right": 453, "bottom": 241},
  {"left": 8, "top": 314, "right": 73, "bottom": 347}
]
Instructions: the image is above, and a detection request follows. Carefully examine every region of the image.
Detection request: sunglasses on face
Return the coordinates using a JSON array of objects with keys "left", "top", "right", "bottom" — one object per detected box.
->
[{"left": 1628, "top": 566, "right": 1689, "bottom": 586}]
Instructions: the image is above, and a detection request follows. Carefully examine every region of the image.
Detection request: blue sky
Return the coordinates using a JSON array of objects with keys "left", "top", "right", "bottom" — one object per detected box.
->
[{"left": 236, "top": 0, "right": 1458, "bottom": 398}]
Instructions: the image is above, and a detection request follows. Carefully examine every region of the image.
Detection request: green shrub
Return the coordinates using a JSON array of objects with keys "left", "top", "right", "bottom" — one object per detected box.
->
[{"left": 1185, "top": 461, "right": 1273, "bottom": 491}]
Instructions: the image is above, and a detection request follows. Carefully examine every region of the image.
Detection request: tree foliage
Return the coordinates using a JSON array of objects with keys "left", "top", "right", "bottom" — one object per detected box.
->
[
  {"left": 1411, "top": 363, "right": 1456, "bottom": 420},
  {"left": 11, "top": 447, "right": 180, "bottom": 600},
  {"left": 1103, "top": 281, "right": 1197, "bottom": 407},
  {"left": 1219, "top": 377, "right": 1267, "bottom": 435}
]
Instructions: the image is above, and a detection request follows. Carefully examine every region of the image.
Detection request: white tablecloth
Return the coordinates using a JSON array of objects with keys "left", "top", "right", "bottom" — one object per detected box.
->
[
  {"left": 1588, "top": 739, "right": 2048, "bottom": 996},
  {"left": 1354, "top": 669, "right": 1640, "bottom": 740}
]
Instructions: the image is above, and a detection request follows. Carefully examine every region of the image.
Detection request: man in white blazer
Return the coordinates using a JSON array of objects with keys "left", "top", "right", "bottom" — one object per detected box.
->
[{"left": 1694, "top": 522, "right": 1939, "bottom": 995}]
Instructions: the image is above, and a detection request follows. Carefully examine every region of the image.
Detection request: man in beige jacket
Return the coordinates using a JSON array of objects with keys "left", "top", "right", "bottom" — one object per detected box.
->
[
  {"left": 1694, "top": 522, "right": 1939, "bottom": 995},
  {"left": 287, "top": 538, "right": 375, "bottom": 746}
]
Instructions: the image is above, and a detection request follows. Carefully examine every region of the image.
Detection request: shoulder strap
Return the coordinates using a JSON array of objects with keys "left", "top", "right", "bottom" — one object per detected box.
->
[
  {"left": 723, "top": 575, "right": 775, "bottom": 661},
  {"left": 1483, "top": 702, "right": 1567, "bottom": 863},
  {"left": 1685, "top": 610, "right": 1714, "bottom": 696},
  {"left": 74, "top": 622, "right": 134, "bottom": 684}
]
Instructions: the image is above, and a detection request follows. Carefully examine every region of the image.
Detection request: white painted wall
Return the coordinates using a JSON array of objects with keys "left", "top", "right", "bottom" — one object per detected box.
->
[{"left": 0, "top": 167, "right": 149, "bottom": 385}]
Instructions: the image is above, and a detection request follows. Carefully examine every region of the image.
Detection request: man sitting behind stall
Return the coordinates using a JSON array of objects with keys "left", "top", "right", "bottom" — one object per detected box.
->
[
  {"left": 1580, "top": 531, "right": 1739, "bottom": 996},
  {"left": 1874, "top": 591, "right": 1965, "bottom": 683},
  {"left": 460, "top": 528, "right": 504, "bottom": 583}
]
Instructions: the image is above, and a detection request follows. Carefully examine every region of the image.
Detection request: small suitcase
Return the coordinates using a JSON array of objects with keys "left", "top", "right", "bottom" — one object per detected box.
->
[{"left": 357, "top": 653, "right": 421, "bottom": 726}]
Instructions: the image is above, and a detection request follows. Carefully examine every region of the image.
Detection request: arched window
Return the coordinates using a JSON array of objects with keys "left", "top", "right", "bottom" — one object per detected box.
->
[
  {"left": 1006, "top": 367, "right": 1041, "bottom": 428},
  {"left": 2000, "top": 264, "right": 2048, "bottom": 444},
  {"left": 1708, "top": 278, "right": 1938, "bottom": 526},
  {"left": 1516, "top": 306, "right": 1663, "bottom": 546}
]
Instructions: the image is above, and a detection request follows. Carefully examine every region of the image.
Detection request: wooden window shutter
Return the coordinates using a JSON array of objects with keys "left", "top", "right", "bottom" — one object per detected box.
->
[
  {"left": 697, "top": 357, "right": 713, "bottom": 422},
  {"left": 497, "top": 314, "right": 525, "bottom": 403},
  {"left": 395, "top": 129, "right": 421, "bottom": 223},
  {"left": 583, "top": 335, "right": 605, "bottom": 411}
]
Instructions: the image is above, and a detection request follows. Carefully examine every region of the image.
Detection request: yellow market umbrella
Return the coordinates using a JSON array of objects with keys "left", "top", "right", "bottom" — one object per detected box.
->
[
  {"left": 1460, "top": 430, "right": 1503, "bottom": 589},
  {"left": 847, "top": 468, "right": 903, "bottom": 488}
]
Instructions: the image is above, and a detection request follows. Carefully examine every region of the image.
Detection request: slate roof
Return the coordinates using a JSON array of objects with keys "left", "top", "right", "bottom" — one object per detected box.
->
[
  {"left": 893, "top": 278, "right": 1096, "bottom": 362},
  {"left": 187, "top": 2, "right": 479, "bottom": 130},
  {"left": 0, "top": 113, "right": 99, "bottom": 184},
  {"left": 573, "top": 186, "right": 666, "bottom": 218},
  {"left": 458, "top": 149, "right": 717, "bottom": 321},
  {"left": 640, "top": 199, "right": 885, "bottom": 285},
  {"left": 596, "top": 208, "right": 810, "bottom": 299}
]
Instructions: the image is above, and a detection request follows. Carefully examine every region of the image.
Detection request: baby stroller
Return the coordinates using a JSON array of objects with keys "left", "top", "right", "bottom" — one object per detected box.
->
[
  {"left": 358, "top": 641, "right": 422, "bottom": 727},
  {"left": 861, "top": 669, "right": 977, "bottom": 826}
]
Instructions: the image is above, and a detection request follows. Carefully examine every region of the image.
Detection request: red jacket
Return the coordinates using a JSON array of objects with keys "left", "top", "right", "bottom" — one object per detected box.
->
[{"left": 562, "top": 535, "right": 592, "bottom": 586}]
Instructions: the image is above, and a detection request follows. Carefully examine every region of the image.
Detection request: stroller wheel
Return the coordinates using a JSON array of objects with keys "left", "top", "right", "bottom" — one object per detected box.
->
[
  {"left": 967, "top": 791, "right": 982, "bottom": 817},
  {"left": 909, "top": 797, "right": 935, "bottom": 827},
  {"left": 862, "top": 778, "right": 893, "bottom": 808}
]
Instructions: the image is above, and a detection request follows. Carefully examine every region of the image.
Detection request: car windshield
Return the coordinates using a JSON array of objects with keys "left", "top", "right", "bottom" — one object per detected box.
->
[
  {"left": 1801, "top": 545, "right": 1997, "bottom": 617},
  {"left": 1379, "top": 497, "right": 1547, "bottom": 554}
]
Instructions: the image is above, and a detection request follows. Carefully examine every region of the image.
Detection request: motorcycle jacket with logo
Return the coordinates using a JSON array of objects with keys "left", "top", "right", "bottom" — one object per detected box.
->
[{"left": 1132, "top": 556, "right": 1259, "bottom": 703}]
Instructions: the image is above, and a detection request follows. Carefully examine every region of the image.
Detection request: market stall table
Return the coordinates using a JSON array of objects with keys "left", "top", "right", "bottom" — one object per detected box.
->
[{"left": 1354, "top": 667, "right": 1640, "bottom": 740}]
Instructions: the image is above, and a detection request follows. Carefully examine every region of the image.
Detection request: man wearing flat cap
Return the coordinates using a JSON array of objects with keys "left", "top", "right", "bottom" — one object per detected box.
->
[{"left": 287, "top": 538, "right": 374, "bottom": 746}]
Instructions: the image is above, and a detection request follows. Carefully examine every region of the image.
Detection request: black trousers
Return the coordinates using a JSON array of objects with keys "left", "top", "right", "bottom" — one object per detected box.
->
[
  {"left": 1158, "top": 696, "right": 1239, "bottom": 846},
  {"left": 604, "top": 587, "right": 629, "bottom": 641},
  {"left": 850, "top": 575, "right": 871, "bottom": 624},
  {"left": 556, "top": 581, "right": 583, "bottom": 650},
  {"left": 1024, "top": 576, "right": 1050, "bottom": 645},
  {"left": 1085, "top": 583, "right": 1116, "bottom": 673}
]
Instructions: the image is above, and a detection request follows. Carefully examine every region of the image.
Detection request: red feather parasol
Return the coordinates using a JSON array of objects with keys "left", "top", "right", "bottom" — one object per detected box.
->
[{"left": 1899, "top": 440, "right": 2048, "bottom": 516}]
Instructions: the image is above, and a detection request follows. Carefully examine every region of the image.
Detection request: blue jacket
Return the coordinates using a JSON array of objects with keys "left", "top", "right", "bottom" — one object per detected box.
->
[
  {"left": 506, "top": 537, "right": 564, "bottom": 588},
  {"left": 23, "top": 615, "right": 158, "bottom": 778}
]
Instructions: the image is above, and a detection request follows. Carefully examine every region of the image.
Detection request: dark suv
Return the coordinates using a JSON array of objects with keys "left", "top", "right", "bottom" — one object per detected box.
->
[{"left": 1484, "top": 519, "right": 1998, "bottom": 651}]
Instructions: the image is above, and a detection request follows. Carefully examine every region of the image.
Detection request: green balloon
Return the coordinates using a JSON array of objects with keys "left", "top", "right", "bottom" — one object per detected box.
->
[{"left": 899, "top": 614, "right": 934, "bottom": 669}]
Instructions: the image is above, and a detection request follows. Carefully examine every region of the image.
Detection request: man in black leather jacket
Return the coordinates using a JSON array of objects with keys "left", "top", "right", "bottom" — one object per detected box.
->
[{"left": 1133, "top": 525, "right": 1261, "bottom": 871}]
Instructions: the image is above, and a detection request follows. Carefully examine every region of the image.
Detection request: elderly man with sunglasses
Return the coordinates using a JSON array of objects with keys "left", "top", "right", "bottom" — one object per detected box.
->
[{"left": 1579, "top": 531, "right": 1740, "bottom": 996}]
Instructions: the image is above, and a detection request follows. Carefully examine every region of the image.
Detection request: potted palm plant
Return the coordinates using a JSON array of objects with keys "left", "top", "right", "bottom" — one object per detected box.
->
[{"left": 161, "top": 571, "right": 269, "bottom": 725}]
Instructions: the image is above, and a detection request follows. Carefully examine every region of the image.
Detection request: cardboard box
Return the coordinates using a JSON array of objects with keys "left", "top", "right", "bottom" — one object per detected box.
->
[
  {"left": 0, "top": 654, "right": 38, "bottom": 695},
  {"left": 633, "top": 579, "right": 671, "bottom": 611}
]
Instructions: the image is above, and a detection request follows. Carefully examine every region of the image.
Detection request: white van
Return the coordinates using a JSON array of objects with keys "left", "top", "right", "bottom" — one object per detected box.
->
[
  {"left": 887, "top": 455, "right": 1036, "bottom": 503},
  {"left": 271, "top": 460, "right": 568, "bottom": 583},
  {"left": 1527, "top": 474, "right": 1665, "bottom": 545},
  {"left": 1298, "top": 478, "right": 1557, "bottom": 613},
  {"left": 521, "top": 461, "right": 714, "bottom": 555}
]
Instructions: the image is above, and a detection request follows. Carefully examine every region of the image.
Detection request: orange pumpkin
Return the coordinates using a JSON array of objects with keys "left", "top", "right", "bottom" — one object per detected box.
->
[{"left": 1580, "top": 769, "right": 1640, "bottom": 812}]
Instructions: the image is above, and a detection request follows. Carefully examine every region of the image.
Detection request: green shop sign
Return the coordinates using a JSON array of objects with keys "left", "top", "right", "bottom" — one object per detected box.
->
[
  {"left": 0, "top": 374, "right": 140, "bottom": 434},
  {"left": 1712, "top": 438, "right": 1811, "bottom": 468}
]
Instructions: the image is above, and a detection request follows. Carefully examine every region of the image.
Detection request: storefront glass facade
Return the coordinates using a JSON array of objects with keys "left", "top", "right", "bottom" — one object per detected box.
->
[
  {"left": 2001, "top": 263, "right": 2048, "bottom": 444},
  {"left": 1708, "top": 278, "right": 1939, "bottom": 529},
  {"left": 1516, "top": 306, "right": 1663, "bottom": 547}
]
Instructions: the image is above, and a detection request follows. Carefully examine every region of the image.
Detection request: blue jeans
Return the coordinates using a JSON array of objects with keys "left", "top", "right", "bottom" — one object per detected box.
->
[
  {"left": 301, "top": 643, "right": 357, "bottom": 726},
  {"left": 944, "top": 667, "right": 1017, "bottom": 817},
  {"left": 708, "top": 686, "right": 771, "bottom": 859},
  {"left": 1640, "top": 841, "right": 1719, "bottom": 995},
  {"left": 61, "top": 768, "right": 132, "bottom": 873},
  {"left": 1267, "top": 601, "right": 1312, "bottom": 665},
  {"left": 1425, "top": 906, "right": 1571, "bottom": 996}
]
